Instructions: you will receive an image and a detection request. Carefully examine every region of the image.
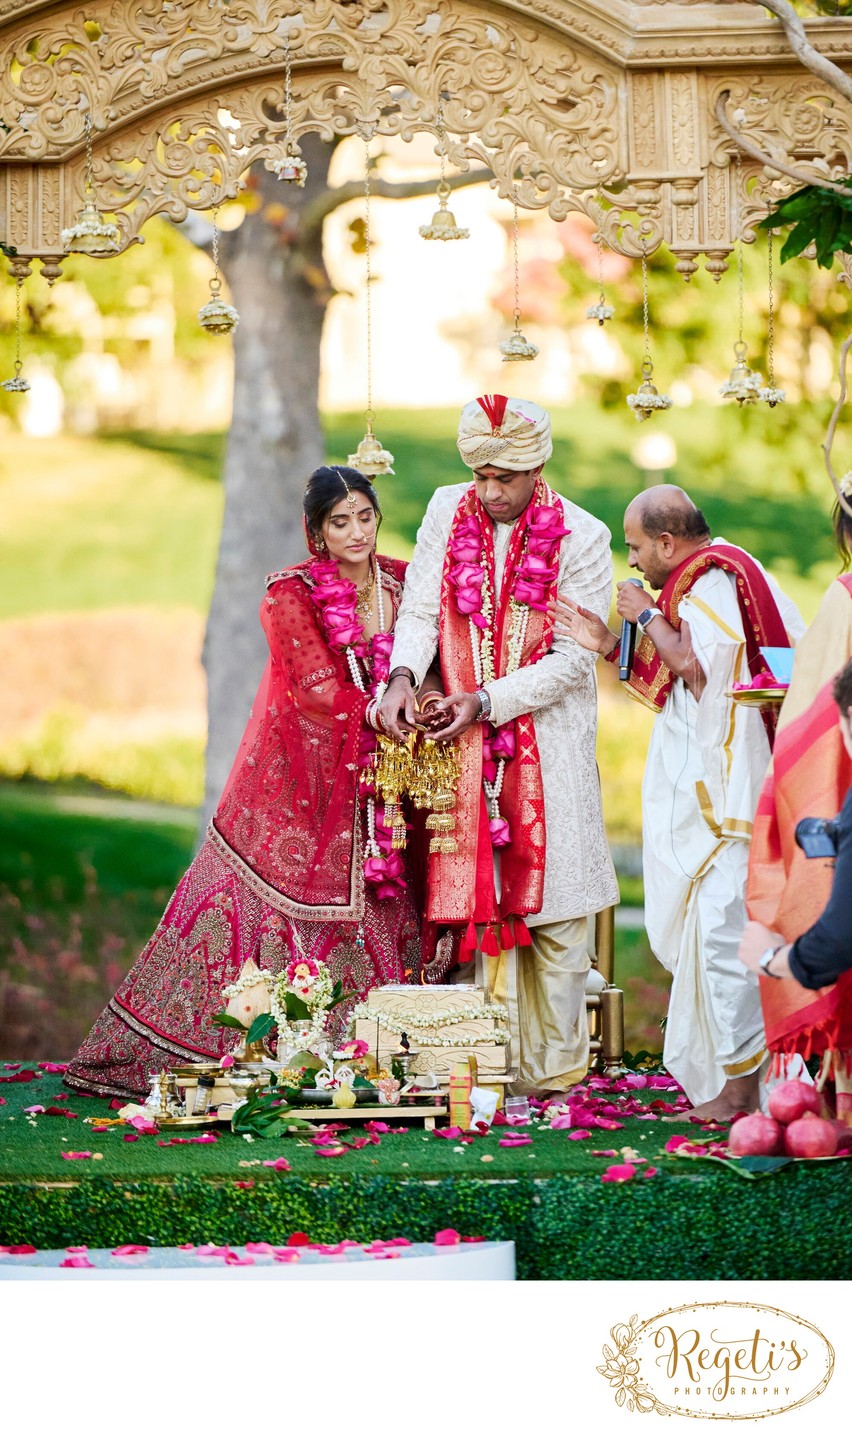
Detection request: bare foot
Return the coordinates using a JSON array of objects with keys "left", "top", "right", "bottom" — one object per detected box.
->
[{"left": 680, "top": 1073, "right": 760, "bottom": 1123}]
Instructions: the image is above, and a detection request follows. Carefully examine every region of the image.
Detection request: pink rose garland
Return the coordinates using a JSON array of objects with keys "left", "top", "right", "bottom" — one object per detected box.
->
[
  {"left": 309, "top": 559, "right": 405, "bottom": 899},
  {"left": 447, "top": 494, "right": 569, "bottom": 850}
]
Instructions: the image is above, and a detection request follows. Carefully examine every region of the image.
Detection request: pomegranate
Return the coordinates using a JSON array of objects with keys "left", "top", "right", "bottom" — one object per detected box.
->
[
  {"left": 728, "top": 1112, "right": 783, "bottom": 1156},
  {"left": 784, "top": 1113, "right": 838, "bottom": 1159},
  {"left": 767, "top": 1079, "right": 822, "bottom": 1126}
]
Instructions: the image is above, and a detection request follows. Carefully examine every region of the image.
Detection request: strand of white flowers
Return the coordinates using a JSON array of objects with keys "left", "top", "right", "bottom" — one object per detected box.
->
[
  {"left": 221, "top": 970, "right": 275, "bottom": 1000},
  {"left": 347, "top": 1031, "right": 511, "bottom": 1048},
  {"left": 350, "top": 1000, "right": 508, "bottom": 1026}
]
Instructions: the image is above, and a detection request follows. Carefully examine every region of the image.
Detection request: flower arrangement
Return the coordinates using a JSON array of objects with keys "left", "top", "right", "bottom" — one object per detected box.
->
[{"left": 270, "top": 954, "right": 354, "bottom": 1062}]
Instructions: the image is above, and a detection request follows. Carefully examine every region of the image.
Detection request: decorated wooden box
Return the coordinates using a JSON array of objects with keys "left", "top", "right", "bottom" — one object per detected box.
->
[{"left": 351, "top": 984, "right": 510, "bottom": 1077}]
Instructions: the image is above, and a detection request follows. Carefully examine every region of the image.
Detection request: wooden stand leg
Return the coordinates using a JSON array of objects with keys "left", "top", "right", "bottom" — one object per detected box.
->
[{"left": 600, "top": 986, "right": 625, "bottom": 1077}]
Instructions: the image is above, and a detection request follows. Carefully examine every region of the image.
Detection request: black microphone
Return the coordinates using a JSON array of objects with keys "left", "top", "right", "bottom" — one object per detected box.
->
[{"left": 618, "top": 578, "right": 646, "bottom": 682}]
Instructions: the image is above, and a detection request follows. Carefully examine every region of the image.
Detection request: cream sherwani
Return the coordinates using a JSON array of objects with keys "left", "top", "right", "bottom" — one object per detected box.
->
[
  {"left": 391, "top": 482, "right": 619, "bottom": 1091},
  {"left": 643, "top": 557, "right": 805, "bottom": 1106}
]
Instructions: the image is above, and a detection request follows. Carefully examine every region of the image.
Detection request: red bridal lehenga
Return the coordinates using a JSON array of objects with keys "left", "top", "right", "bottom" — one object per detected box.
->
[{"left": 65, "top": 556, "right": 422, "bottom": 1100}]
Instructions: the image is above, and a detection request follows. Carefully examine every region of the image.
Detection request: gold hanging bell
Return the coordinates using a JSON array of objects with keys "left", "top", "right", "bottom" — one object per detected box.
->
[
  {"left": 719, "top": 341, "right": 763, "bottom": 406},
  {"left": 62, "top": 192, "right": 121, "bottom": 257},
  {"left": 419, "top": 181, "right": 469, "bottom": 241},
  {"left": 272, "top": 143, "right": 307, "bottom": 187},
  {"left": 500, "top": 328, "right": 539, "bottom": 362},
  {"left": 62, "top": 113, "right": 121, "bottom": 257},
  {"left": 627, "top": 360, "right": 673, "bottom": 423},
  {"left": 198, "top": 276, "right": 239, "bottom": 336},
  {"left": 347, "top": 421, "right": 395, "bottom": 477}
]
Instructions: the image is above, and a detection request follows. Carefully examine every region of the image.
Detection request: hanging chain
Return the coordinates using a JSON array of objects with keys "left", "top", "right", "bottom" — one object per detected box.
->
[
  {"left": 767, "top": 228, "right": 776, "bottom": 388},
  {"left": 512, "top": 189, "right": 522, "bottom": 332},
  {"left": 437, "top": 101, "right": 447, "bottom": 191},
  {"left": 597, "top": 208, "right": 606, "bottom": 305},
  {"left": 12, "top": 278, "right": 24, "bottom": 377},
  {"left": 83, "top": 109, "right": 95, "bottom": 196},
  {"left": 210, "top": 205, "right": 222, "bottom": 294},
  {"left": 284, "top": 31, "right": 293, "bottom": 145},
  {"left": 364, "top": 132, "right": 374, "bottom": 427},
  {"left": 734, "top": 130, "right": 746, "bottom": 355},
  {"left": 641, "top": 243, "right": 652, "bottom": 374}
]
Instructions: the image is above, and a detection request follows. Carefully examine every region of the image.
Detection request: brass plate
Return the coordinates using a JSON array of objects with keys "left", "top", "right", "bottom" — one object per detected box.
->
[{"left": 727, "top": 687, "right": 787, "bottom": 707}]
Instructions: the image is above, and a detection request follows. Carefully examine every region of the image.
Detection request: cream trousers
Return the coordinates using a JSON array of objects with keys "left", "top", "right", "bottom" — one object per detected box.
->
[{"left": 455, "top": 918, "right": 591, "bottom": 1094}]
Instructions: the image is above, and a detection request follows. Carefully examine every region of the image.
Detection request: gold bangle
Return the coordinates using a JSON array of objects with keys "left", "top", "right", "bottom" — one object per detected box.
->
[{"left": 418, "top": 690, "right": 444, "bottom": 709}]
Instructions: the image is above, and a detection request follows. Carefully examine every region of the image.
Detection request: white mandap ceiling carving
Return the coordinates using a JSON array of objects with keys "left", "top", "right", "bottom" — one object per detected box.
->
[{"left": 0, "top": 0, "right": 851, "bottom": 281}]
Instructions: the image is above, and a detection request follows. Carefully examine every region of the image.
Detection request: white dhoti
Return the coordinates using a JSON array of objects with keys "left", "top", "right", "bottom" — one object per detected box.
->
[{"left": 643, "top": 561, "right": 804, "bottom": 1107}]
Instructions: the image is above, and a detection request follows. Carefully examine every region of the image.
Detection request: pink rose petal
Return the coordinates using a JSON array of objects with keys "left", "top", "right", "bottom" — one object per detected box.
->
[{"left": 434, "top": 1228, "right": 461, "bottom": 1246}]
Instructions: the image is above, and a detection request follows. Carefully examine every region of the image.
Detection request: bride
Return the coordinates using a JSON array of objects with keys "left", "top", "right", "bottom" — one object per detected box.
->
[{"left": 65, "top": 466, "right": 435, "bottom": 1099}]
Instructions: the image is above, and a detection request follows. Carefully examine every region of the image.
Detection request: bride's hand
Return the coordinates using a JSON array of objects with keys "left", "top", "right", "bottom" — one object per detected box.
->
[{"left": 548, "top": 593, "right": 617, "bottom": 656}]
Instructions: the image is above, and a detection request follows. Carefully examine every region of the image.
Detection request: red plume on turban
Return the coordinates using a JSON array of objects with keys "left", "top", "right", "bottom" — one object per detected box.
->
[{"left": 476, "top": 394, "right": 509, "bottom": 433}]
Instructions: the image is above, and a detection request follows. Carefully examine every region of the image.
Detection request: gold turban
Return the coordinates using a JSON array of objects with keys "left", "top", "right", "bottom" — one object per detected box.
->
[{"left": 456, "top": 394, "right": 553, "bottom": 472}]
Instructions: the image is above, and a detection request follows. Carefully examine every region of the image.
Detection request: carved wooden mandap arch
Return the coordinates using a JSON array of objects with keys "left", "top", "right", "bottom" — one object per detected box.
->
[{"left": 2, "top": 0, "right": 852, "bottom": 284}]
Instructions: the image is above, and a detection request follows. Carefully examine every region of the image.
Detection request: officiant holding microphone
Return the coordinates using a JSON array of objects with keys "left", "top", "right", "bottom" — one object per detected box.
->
[{"left": 552, "top": 485, "right": 804, "bottom": 1118}]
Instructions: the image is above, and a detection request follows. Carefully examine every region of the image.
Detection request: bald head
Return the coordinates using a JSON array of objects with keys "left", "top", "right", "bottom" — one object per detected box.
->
[
  {"left": 626, "top": 485, "right": 710, "bottom": 543},
  {"left": 623, "top": 485, "right": 711, "bottom": 591}
]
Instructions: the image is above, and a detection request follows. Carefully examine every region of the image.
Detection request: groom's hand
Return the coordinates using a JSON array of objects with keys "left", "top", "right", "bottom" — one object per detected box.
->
[
  {"left": 427, "top": 691, "right": 481, "bottom": 740},
  {"left": 378, "top": 673, "right": 419, "bottom": 741}
]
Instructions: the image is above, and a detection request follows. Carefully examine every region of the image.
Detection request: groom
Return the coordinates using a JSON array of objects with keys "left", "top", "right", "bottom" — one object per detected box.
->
[{"left": 379, "top": 395, "right": 618, "bottom": 1095}]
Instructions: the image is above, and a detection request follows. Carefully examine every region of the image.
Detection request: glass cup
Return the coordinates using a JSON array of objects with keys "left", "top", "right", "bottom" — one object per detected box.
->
[{"left": 504, "top": 1094, "right": 530, "bottom": 1125}]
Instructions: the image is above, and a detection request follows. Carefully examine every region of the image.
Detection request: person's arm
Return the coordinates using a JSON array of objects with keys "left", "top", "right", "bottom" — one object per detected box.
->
[
  {"left": 788, "top": 796, "right": 852, "bottom": 988},
  {"left": 739, "top": 794, "right": 852, "bottom": 988},
  {"left": 615, "top": 580, "right": 706, "bottom": 698}
]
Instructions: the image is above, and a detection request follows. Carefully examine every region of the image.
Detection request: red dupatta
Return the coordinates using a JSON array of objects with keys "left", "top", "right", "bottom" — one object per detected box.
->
[
  {"left": 748, "top": 575, "right": 852, "bottom": 1058},
  {"left": 429, "top": 482, "right": 565, "bottom": 935},
  {"left": 211, "top": 556, "right": 406, "bottom": 922},
  {"left": 624, "top": 543, "right": 790, "bottom": 742}
]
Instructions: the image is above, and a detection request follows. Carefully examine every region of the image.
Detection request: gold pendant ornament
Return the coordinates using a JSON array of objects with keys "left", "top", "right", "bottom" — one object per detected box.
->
[
  {"left": 587, "top": 199, "right": 615, "bottom": 326},
  {"left": 61, "top": 111, "right": 121, "bottom": 257},
  {"left": 347, "top": 130, "right": 395, "bottom": 477},
  {"left": 271, "top": 34, "right": 307, "bottom": 187},
  {"left": 627, "top": 246, "right": 672, "bottom": 422},
  {"left": 419, "top": 107, "right": 469, "bottom": 241},
  {"left": 347, "top": 422, "right": 395, "bottom": 478},
  {"left": 198, "top": 208, "right": 239, "bottom": 335},
  {"left": 760, "top": 231, "right": 785, "bottom": 409},
  {"left": 719, "top": 340, "right": 763, "bottom": 406},
  {"left": 1, "top": 279, "right": 30, "bottom": 394},
  {"left": 499, "top": 192, "right": 538, "bottom": 362}
]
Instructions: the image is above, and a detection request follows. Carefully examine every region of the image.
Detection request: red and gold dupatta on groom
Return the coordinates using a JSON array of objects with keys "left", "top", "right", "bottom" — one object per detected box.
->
[{"left": 428, "top": 480, "right": 568, "bottom": 946}]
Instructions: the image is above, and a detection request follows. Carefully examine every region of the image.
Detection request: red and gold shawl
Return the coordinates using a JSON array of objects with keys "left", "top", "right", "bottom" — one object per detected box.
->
[
  {"left": 212, "top": 556, "right": 406, "bottom": 922},
  {"left": 747, "top": 574, "right": 852, "bottom": 1058},
  {"left": 624, "top": 543, "right": 791, "bottom": 742},
  {"left": 428, "top": 484, "right": 560, "bottom": 928}
]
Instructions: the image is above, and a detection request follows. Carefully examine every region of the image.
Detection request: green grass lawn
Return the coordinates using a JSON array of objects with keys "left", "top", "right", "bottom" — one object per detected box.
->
[{"left": 2, "top": 406, "right": 838, "bottom": 622}]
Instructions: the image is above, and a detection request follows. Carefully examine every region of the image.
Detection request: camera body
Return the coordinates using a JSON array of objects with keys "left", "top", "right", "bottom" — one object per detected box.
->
[{"left": 795, "top": 815, "right": 840, "bottom": 860}]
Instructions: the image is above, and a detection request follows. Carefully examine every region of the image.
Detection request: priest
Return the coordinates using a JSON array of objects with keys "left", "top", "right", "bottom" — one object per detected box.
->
[{"left": 553, "top": 485, "right": 804, "bottom": 1117}]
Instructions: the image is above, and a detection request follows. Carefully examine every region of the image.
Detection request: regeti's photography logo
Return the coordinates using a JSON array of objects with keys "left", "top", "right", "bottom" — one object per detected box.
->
[{"left": 598, "top": 1301, "right": 834, "bottom": 1420}]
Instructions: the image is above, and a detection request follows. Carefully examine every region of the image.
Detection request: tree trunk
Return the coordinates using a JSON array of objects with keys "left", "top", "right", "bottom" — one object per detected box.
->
[{"left": 199, "top": 135, "right": 333, "bottom": 833}]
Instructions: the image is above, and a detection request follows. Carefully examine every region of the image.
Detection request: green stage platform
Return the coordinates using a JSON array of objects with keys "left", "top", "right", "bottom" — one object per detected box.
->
[{"left": 2, "top": 1066, "right": 850, "bottom": 1280}]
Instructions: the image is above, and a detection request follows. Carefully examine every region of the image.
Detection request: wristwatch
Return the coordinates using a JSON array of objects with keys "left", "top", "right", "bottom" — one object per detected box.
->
[
  {"left": 637, "top": 606, "right": 663, "bottom": 629},
  {"left": 475, "top": 689, "right": 492, "bottom": 722},
  {"left": 759, "top": 945, "right": 783, "bottom": 979}
]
